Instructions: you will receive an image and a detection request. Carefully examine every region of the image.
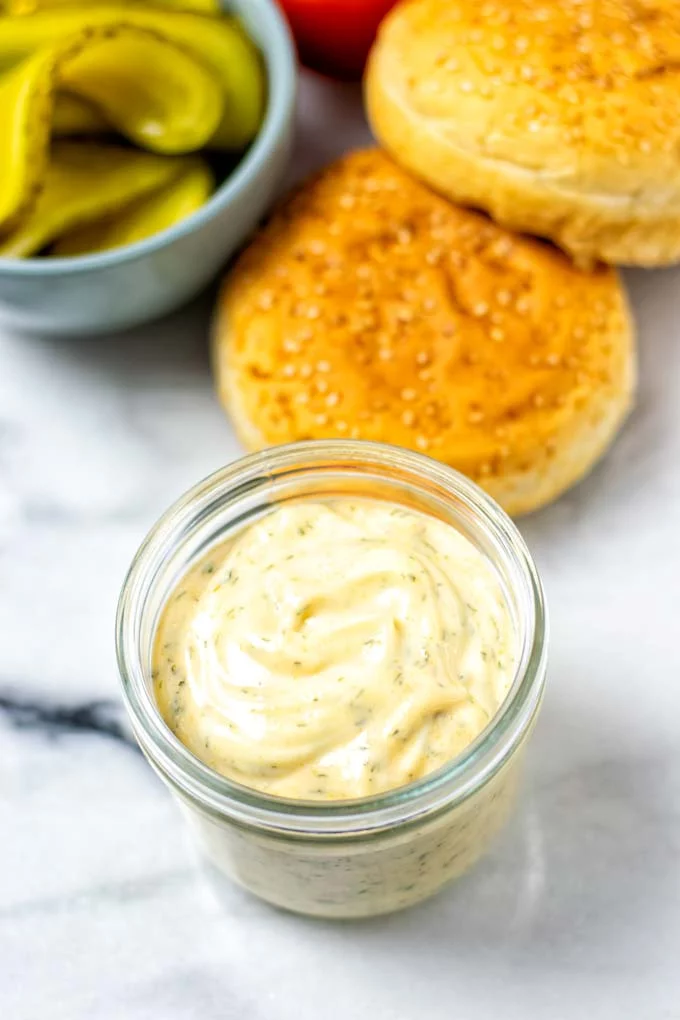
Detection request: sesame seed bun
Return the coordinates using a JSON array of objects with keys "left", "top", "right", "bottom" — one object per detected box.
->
[
  {"left": 214, "top": 149, "right": 636, "bottom": 516},
  {"left": 365, "top": 0, "right": 680, "bottom": 267}
]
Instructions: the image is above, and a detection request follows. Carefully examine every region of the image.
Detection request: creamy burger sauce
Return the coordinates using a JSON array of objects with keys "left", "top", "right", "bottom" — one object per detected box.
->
[{"left": 153, "top": 500, "right": 516, "bottom": 800}]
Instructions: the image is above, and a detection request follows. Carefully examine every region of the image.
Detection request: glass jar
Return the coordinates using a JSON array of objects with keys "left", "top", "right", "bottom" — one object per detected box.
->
[{"left": 116, "top": 440, "right": 547, "bottom": 918}]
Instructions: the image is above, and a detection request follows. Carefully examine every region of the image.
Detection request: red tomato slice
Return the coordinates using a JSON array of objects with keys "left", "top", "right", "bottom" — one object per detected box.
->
[{"left": 278, "top": 0, "right": 398, "bottom": 79}]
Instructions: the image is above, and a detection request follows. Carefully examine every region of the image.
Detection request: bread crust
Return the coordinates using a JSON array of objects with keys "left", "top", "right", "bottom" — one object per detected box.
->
[
  {"left": 365, "top": 0, "right": 680, "bottom": 267},
  {"left": 214, "top": 149, "right": 636, "bottom": 516}
]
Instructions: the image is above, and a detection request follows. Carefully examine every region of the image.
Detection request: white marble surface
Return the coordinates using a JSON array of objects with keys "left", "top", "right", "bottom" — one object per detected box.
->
[{"left": 2, "top": 75, "right": 680, "bottom": 1020}]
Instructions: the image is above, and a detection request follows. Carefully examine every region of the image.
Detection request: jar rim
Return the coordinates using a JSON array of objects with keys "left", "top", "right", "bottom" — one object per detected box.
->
[{"left": 116, "top": 440, "right": 548, "bottom": 838}]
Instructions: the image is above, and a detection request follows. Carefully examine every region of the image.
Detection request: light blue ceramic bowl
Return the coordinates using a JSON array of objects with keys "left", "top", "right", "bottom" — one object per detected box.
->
[{"left": 0, "top": 0, "right": 296, "bottom": 337}]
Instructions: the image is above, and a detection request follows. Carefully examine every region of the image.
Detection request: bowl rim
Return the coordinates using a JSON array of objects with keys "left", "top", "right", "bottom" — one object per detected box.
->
[{"left": 0, "top": 0, "right": 297, "bottom": 276}]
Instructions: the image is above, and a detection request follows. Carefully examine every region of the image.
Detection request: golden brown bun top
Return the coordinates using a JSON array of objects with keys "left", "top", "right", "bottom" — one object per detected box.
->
[
  {"left": 369, "top": 0, "right": 680, "bottom": 203},
  {"left": 220, "top": 149, "right": 630, "bottom": 481}
]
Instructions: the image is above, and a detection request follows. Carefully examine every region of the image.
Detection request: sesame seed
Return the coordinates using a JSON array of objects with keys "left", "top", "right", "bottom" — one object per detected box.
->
[
  {"left": 401, "top": 410, "right": 416, "bottom": 427},
  {"left": 401, "top": 388, "right": 417, "bottom": 401},
  {"left": 307, "top": 306, "right": 320, "bottom": 320},
  {"left": 425, "top": 248, "right": 443, "bottom": 265},
  {"left": 473, "top": 301, "right": 489, "bottom": 317},
  {"left": 415, "top": 351, "right": 430, "bottom": 365},
  {"left": 316, "top": 360, "right": 331, "bottom": 372},
  {"left": 315, "top": 413, "right": 328, "bottom": 426},
  {"left": 415, "top": 436, "right": 430, "bottom": 450},
  {"left": 315, "top": 379, "right": 328, "bottom": 394},
  {"left": 326, "top": 392, "right": 339, "bottom": 407},
  {"left": 283, "top": 338, "right": 300, "bottom": 354}
]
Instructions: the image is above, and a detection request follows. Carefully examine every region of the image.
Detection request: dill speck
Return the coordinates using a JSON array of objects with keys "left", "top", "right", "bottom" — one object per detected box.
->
[{"left": 202, "top": 563, "right": 215, "bottom": 575}]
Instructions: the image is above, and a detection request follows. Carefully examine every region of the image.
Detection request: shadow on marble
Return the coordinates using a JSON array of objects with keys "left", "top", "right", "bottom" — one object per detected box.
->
[{"left": 218, "top": 694, "right": 675, "bottom": 976}]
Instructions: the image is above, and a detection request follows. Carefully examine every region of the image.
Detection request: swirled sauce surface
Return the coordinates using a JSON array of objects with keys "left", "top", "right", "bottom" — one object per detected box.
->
[{"left": 153, "top": 500, "right": 516, "bottom": 800}]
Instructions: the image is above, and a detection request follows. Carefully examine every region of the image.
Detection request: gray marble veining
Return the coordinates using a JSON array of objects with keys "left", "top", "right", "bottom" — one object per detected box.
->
[{"left": 2, "top": 75, "right": 679, "bottom": 1020}]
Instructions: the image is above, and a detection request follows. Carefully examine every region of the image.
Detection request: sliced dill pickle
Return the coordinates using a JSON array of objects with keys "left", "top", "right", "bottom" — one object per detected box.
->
[
  {"left": 52, "top": 159, "right": 214, "bottom": 256},
  {"left": 8, "top": 0, "right": 221, "bottom": 13},
  {"left": 0, "top": 142, "right": 188, "bottom": 258},
  {"left": 0, "top": 23, "right": 222, "bottom": 237},
  {"left": 60, "top": 28, "right": 224, "bottom": 154},
  {"left": 0, "top": 7, "right": 265, "bottom": 148},
  {"left": 0, "top": 47, "right": 56, "bottom": 233},
  {"left": 53, "top": 92, "right": 110, "bottom": 135}
]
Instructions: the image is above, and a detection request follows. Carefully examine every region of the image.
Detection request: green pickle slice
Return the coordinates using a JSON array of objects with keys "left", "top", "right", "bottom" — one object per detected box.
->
[
  {"left": 52, "top": 158, "right": 214, "bottom": 255},
  {"left": 7, "top": 0, "right": 221, "bottom": 14},
  {"left": 58, "top": 27, "right": 224, "bottom": 154},
  {"left": 0, "top": 141, "right": 190, "bottom": 257},
  {"left": 0, "top": 46, "right": 56, "bottom": 233},
  {"left": 0, "top": 23, "right": 223, "bottom": 239},
  {"left": 0, "top": 6, "right": 266, "bottom": 148},
  {"left": 0, "top": 2, "right": 265, "bottom": 258}
]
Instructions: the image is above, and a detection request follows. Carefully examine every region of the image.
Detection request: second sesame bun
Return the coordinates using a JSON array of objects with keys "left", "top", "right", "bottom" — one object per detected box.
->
[
  {"left": 214, "top": 149, "right": 636, "bottom": 516},
  {"left": 365, "top": 0, "right": 680, "bottom": 267}
]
